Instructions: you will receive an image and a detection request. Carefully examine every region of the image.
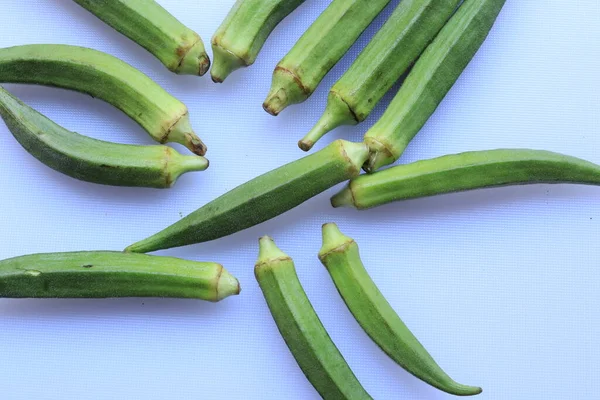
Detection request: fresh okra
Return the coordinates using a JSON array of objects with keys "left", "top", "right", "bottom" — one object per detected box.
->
[
  {"left": 363, "top": 0, "right": 506, "bottom": 172},
  {"left": 262, "top": 0, "right": 392, "bottom": 116},
  {"left": 0, "top": 44, "right": 206, "bottom": 155},
  {"left": 211, "top": 0, "right": 306, "bottom": 83},
  {"left": 255, "top": 236, "right": 372, "bottom": 399},
  {"left": 319, "top": 223, "right": 482, "bottom": 396},
  {"left": 0, "top": 251, "right": 240, "bottom": 302},
  {"left": 332, "top": 149, "right": 600, "bottom": 209},
  {"left": 0, "top": 87, "right": 208, "bottom": 188},
  {"left": 126, "top": 140, "right": 368, "bottom": 253},
  {"left": 299, "top": 0, "right": 462, "bottom": 151},
  {"left": 73, "top": 0, "right": 210, "bottom": 76}
]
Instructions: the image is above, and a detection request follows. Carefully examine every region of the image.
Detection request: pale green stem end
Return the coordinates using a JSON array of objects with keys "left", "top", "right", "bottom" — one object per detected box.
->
[
  {"left": 330, "top": 185, "right": 355, "bottom": 209},
  {"left": 216, "top": 266, "right": 241, "bottom": 301},
  {"left": 210, "top": 43, "right": 247, "bottom": 83},
  {"left": 263, "top": 67, "right": 309, "bottom": 116},
  {"left": 256, "top": 236, "right": 290, "bottom": 266},
  {"left": 166, "top": 114, "right": 207, "bottom": 156},
  {"left": 319, "top": 223, "right": 354, "bottom": 259}
]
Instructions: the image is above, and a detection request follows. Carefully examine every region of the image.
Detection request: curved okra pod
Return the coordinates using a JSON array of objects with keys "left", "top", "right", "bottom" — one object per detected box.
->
[
  {"left": 0, "top": 251, "right": 240, "bottom": 302},
  {"left": 263, "top": 0, "right": 392, "bottom": 116},
  {"left": 363, "top": 0, "right": 507, "bottom": 172},
  {"left": 0, "top": 44, "right": 206, "bottom": 155},
  {"left": 255, "top": 236, "right": 373, "bottom": 399},
  {"left": 0, "top": 87, "right": 208, "bottom": 188},
  {"left": 211, "top": 0, "right": 306, "bottom": 83},
  {"left": 72, "top": 0, "right": 210, "bottom": 75},
  {"left": 299, "top": 0, "right": 462, "bottom": 151},
  {"left": 331, "top": 149, "right": 600, "bottom": 209},
  {"left": 126, "top": 140, "right": 368, "bottom": 252},
  {"left": 319, "top": 223, "right": 482, "bottom": 396}
]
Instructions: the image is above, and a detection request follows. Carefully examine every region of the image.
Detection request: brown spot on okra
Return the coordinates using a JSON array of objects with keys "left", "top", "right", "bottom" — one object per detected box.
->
[
  {"left": 82, "top": 264, "right": 93, "bottom": 268},
  {"left": 164, "top": 147, "right": 174, "bottom": 188}
]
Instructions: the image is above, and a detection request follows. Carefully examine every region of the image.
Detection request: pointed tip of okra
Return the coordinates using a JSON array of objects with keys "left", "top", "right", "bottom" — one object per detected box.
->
[
  {"left": 319, "top": 223, "right": 354, "bottom": 259},
  {"left": 216, "top": 266, "right": 241, "bottom": 301},
  {"left": 210, "top": 42, "right": 247, "bottom": 83},
  {"left": 174, "top": 39, "right": 211, "bottom": 76},
  {"left": 256, "top": 236, "right": 291, "bottom": 266},
  {"left": 165, "top": 113, "right": 208, "bottom": 156}
]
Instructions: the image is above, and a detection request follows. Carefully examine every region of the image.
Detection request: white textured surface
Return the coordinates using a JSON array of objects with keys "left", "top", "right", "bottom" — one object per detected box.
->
[{"left": 0, "top": 0, "right": 599, "bottom": 399}]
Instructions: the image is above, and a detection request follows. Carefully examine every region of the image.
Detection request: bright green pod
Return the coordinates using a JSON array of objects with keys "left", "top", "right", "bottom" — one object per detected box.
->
[
  {"left": 263, "top": 0, "right": 392, "bottom": 116},
  {"left": 331, "top": 149, "right": 600, "bottom": 209},
  {"left": 299, "top": 0, "right": 462, "bottom": 151},
  {"left": 319, "top": 223, "right": 482, "bottom": 396},
  {"left": 126, "top": 140, "right": 369, "bottom": 252},
  {"left": 0, "top": 251, "right": 240, "bottom": 302},
  {"left": 72, "top": 0, "right": 210, "bottom": 76},
  {"left": 0, "top": 44, "right": 206, "bottom": 155},
  {"left": 0, "top": 87, "right": 208, "bottom": 188},
  {"left": 363, "top": 0, "right": 507, "bottom": 172},
  {"left": 211, "top": 0, "right": 306, "bottom": 83},
  {"left": 255, "top": 236, "right": 373, "bottom": 399}
]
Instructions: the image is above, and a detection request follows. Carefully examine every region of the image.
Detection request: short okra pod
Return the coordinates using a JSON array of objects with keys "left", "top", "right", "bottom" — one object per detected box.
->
[
  {"left": 0, "top": 251, "right": 240, "bottom": 302},
  {"left": 255, "top": 236, "right": 373, "bottom": 399},
  {"left": 211, "top": 0, "right": 306, "bottom": 83},
  {"left": 126, "top": 140, "right": 369, "bottom": 253},
  {"left": 332, "top": 149, "right": 600, "bottom": 209},
  {"left": 319, "top": 223, "right": 482, "bottom": 396},
  {"left": 363, "top": 0, "right": 507, "bottom": 172}
]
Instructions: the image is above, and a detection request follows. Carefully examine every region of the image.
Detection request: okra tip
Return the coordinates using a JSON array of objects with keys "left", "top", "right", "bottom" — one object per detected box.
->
[
  {"left": 255, "top": 236, "right": 291, "bottom": 269},
  {"left": 210, "top": 43, "right": 247, "bottom": 83},
  {"left": 165, "top": 114, "right": 207, "bottom": 156},
  {"left": 319, "top": 223, "right": 354, "bottom": 260},
  {"left": 174, "top": 39, "right": 211, "bottom": 76},
  {"left": 216, "top": 266, "right": 242, "bottom": 301}
]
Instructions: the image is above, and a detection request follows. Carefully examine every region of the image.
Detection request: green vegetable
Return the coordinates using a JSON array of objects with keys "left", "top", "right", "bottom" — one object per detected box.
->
[
  {"left": 72, "top": 0, "right": 210, "bottom": 75},
  {"left": 331, "top": 149, "right": 600, "bottom": 209},
  {"left": 0, "top": 251, "right": 240, "bottom": 302},
  {"left": 0, "top": 44, "right": 206, "bottom": 155},
  {"left": 126, "top": 140, "right": 368, "bottom": 253},
  {"left": 0, "top": 87, "right": 208, "bottom": 188},
  {"left": 299, "top": 0, "right": 462, "bottom": 151},
  {"left": 255, "top": 236, "right": 373, "bottom": 399},
  {"left": 262, "top": 0, "right": 392, "bottom": 116},
  {"left": 211, "top": 0, "right": 305, "bottom": 82},
  {"left": 319, "top": 223, "right": 482, "bottom": 396},
  {"left": 363, "top": 0, "right": 506, "bottom": 172}
]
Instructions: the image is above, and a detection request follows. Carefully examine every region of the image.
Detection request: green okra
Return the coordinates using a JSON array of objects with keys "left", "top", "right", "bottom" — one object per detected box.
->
[
  {"left": 363, "top": 0, "right": 507, "bottom": 172},
  {"left": 0, "top": 251, "right": 240, "bottom": 302},
  {"left": 299, "top": 0, "right": 462, "bottom": 151},
  {"left": 255, "top": 236, "right": 373, "bottom": 399},
  {"left": 262, "top": 0, "right": 392, "bottom": 116},
  {"left": 73, "top": 0, "right": 210, "bottom": 76},
  {"left": 331, "top": 149, "right": 600, "bottom": 209},
  {"left": 0, "top": 87, "right": 208, "bottom": 188},
  {"left": 319, "top": 223, "right": 482, "bottom": 396},
  {"left": 211, "top": 0, "right": 306, "bottom": 83},
  {"left": 0, "top": 44, "right": 206, "bottom": 155},
  {"left": 126, "top": 140, "right": 369, "bottom": 253}
]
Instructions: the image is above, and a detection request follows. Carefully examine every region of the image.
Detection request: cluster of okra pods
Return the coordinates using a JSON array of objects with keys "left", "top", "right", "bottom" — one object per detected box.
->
[{"left": 1, "top": 0, "right": 599, "bottom": 398}]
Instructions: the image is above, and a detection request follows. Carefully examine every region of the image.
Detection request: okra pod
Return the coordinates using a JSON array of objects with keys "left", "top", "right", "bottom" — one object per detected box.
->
[
  {"left": 363, "top": 0, "right": 506, "bottom": 172},
  {"left": 255, "top": 236, "right": 372, "bottom": 399},
  {"left": 332, "top": 149, "right": 600, "bottom": 209},
  {"left": 0, "top": 251, "right": 240, "bottom": 302},
  {"left": 319, "top": 223, "right": 482, "bottom": 396},
  {"left": 263, "top": 0, "right": 392, "bottom": 116}
]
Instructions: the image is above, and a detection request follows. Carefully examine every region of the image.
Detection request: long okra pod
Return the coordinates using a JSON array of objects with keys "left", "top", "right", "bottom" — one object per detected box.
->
[
  {"left": 211, "top": 0, "right": 306, "bottom": 83},
  {"left": 255, "top": 236, "right": 373, "bottom": 399},
  {"left": 72, "top": 0, "right": 210, "bottom": 76},
  {"left": 0, "top": 251, "right": 240, "bottom": 302},
  {"left": 299, "top": 0, "right": 462, "bottom": 151},
  {"left": 0, "top": 87, "right": 208, "bottom": 188},
  {"left": 126, "top": 140, "right": 369, "bottom": 252},
  {"left": 0, "top": 44, "right": 206, "bottom": 155},
  {"left": 319, "top": 223, "right": 482, "bottom": 396},
  {"left": 364, "top": 0, "right": 506, "bottom": 172},
  {"left": 263, "top": 0, "right": 392, "bottom": 116},
  {"left": 332, "top": 149, "right": 600, "bottom": 209}
]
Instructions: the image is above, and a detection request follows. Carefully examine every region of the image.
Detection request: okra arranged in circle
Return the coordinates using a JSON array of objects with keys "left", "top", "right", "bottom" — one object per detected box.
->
[
  {"left": 0, "top": 251, "right": 240, "bottom": 302},
  {"left": 299, "top": 0, "right": 462, "bottom": 151},
  {"left": 363, "top": 0, "right": 507, "bottom": 172},
  {"left": 263, "top": 0, "right": 392, "bottom": 116},
  {"left": 211, "top": 0, "right": 306, "bottom": 83},
  {"left": 0, "top": 44, "right": 207, "bottom": 155},
  {"left": 331, "top": 149, "right": 600, "bottom": 209},
  {"left": 72, "top": 0, "right": 210, "bottom": 76},
  {"left": 255, "top": 236, "right": 373, "bottom": 399},
  {"left": 126, "top": 140, "right": 368, "bottom": 253},
  {"left": 0, "top": 87, "right": 208, "bottom": 188},
  {"left": 319, "top": 223, "right": 482, "bottom": 396}
]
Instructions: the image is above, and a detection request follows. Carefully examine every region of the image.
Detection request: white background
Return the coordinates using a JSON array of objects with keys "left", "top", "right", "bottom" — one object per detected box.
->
[{"left": 0, "top": 1, "right": 599, "bottom": 399}]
